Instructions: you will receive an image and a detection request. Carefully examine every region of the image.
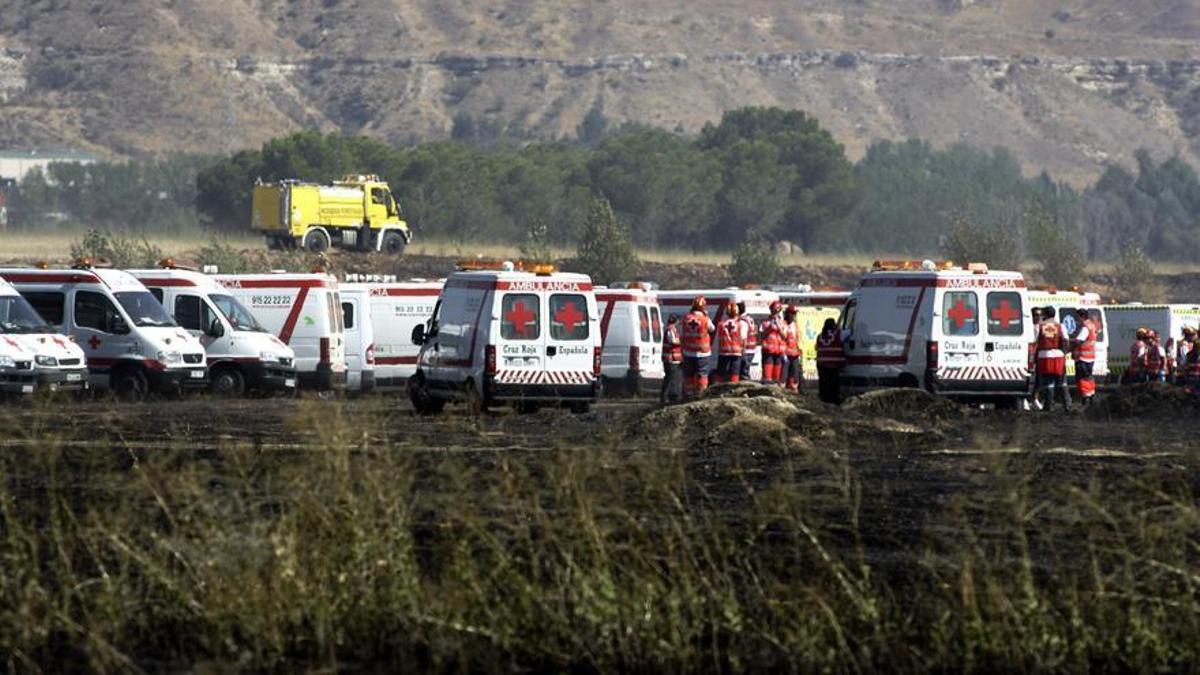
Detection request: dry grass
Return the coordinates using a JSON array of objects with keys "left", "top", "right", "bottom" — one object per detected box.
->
[{"left": 0, "top": 228, "right": 259, "bottom": 262}]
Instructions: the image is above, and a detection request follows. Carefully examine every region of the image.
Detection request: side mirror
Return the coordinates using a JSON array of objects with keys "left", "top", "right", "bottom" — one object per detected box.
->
[
  {"left": 411, "top": 324, "right": 425, "bottom": 346},
  {"left": 208, "top": 319, "right": 225, "bottom": 338},
  {"left": 110, "top": 316, "right": 130, "bottom": 335}
]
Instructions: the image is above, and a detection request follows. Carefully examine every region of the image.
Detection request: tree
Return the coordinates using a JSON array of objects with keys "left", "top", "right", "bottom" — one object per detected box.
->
[
  {"left": 568, "top": 198, "right": 639, "bottom": 285},
  {"left": 1111, "top": 243, "right": 1164, "bottom": 303},
  {"left": 728, "top": 234, "right": 781, "bottom": 286},
  {"left": 941, "top": 213, "right": 1023, "bottom": 271},
  {"left": 1024, "top": 202, "right": 1086, "bottom": 288}
]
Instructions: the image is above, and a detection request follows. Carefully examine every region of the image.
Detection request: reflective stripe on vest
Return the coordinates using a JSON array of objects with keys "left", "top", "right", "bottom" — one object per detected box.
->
[
  {"left": 681, "top": 310, "right": 712, "bottom": 357},
  {"left": 740, "top": 315, "right": 758, "bottom": 354},
  {"left": 760, "top": 317, "right": 784, "bottom": 355},
  {"left": 1037, "top": 322, "right": 1064, "bottom": 360},
  {"left": 1146, "top": 345, "right": 1165, "bottom": 371},
  {"left": 784, "top": 323, "right": 801, "bottom": 358},
  {"left": 717, "top": 319, "right": 744, "bottom": 356},
  {"left": 1075, "top": 320, "right": 1096, "bottom": 362},
  {"left": 816, "top": 331, "right": 845, "bottom": 366},
  {"left": 663, "top": 325, "right": 683, "bottom": 363}
]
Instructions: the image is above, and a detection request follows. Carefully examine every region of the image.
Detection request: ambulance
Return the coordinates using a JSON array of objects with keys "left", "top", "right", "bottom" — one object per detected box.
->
[
  {"left": 776, "top": 287, "right": 851, "bottom": 382},
  {"left": 339, "top": 275, "right": 443, "bottom": 392},
  {"left": 0, "top": 277, "right": 89, "bottom": 396},
  {"left": 130, "top": 264, "right": 297, "bottom": 396},
  {"left": 839, "top": 260, "right": 1033, "bottom": 402},
  {"left": 657, "top": 288, "right": 780, "bottom": 381},
  {"left": 1102, "top": 304, "right": 1200, "bottom": 382},
  {"left": 408, "top": 260, "right": 600, "bottom": 414},
  {"left": 595, "top": 282, "right": 665, "bottom": 396},
  {"left": 2, "top": 261, "right": 208, "bottom": 398},
  {"left": 213, "top": 272, "right": 347, "bottom": 391},
  {"left": 1027, "top": 288, "right": 1109, "bottom": 381}
]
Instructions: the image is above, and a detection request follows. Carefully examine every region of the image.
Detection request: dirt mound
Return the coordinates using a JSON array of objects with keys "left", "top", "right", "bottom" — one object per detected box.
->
[
  {"left": 1086, "top": 383, "right": 1200, "bottom": 419},
  {"left": 842, "top": 388, "right": 968, "bottom": 426}
]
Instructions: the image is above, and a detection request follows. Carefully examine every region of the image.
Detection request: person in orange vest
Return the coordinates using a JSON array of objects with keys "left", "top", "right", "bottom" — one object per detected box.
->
[
  {"left": 1035, "top": 306, "right": 1072, "bottom": 412},
  {"left": 736, "top": 301, "right": 758, "bottom": 382},
  {"left": 714, "top": 302, "right": 745, "bottom": 384},
  {"left": 1070, "top": 308, "right": 1098, "bottom": 406},
  {"left": 815, "top": 318, "right": 845, "bottom": 403},
  {"left": 759, "top": 301, "right": 785, "bottom": 385},
  {"left": 781, "top": 304, "right": 803, "bottom": 392},
  {"left": 680, "top": 296, "right": 715, "bottom": 399},
  {"left": 1146, "top": 330, "right": 1168, "bottom": 383},
  {"left": 660, "top": 314, "right": 683, "bottom": 404},
  {"left": 1175, "top": 326, "right": 1196, "bottom": 384},
  {"left": 1126, "top": 327, "right": 1149, "bottom": 385}
]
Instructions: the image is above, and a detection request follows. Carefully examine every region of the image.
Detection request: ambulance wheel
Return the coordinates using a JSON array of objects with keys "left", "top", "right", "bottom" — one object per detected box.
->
[
  {"left": 210, "top": 366, "right": 246, "bottom": 398},
  {"left": 303, "top": 228, "right": 330, "bottom": 253},
  {"left": 408, "top": 374, "right": 444, "bottom": 415},
  {"left": 462, "top": 381, "right": 487, "bottom": 415},
  {"left": 382, "top": 231, "right": 407, "bottom": 256},
  {"left": 112, "top": 368, "right": 149, "bottom": 401}
]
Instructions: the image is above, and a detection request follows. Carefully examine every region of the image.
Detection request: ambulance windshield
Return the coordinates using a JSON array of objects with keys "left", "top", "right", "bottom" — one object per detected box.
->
[
  {"left": 115, "top": 291, "right": 177, "bottom": 327},
  {"left": 0, "top": 295, "right": 52, "bottom": 334},
  {"left": 211, "top": 294, "right": 266, "bottom": 332}
]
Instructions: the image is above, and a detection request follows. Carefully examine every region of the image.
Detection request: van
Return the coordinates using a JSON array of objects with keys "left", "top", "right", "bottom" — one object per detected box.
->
[
  {"left": 1102, "top": 304, "right": 1200, "bottom": 382},
  {"left": 339, "top": 276, "right": 443, "bottom": 392},
  {"left": 657, "top": 288, "right": 780, "bottom": 381},
  {"left": 409, "top": 261, "right": 600, "bottom": 414},
  {"left": 595, "top": 283, "right": 664, "bottom": 396},
  {"left": 840, "top": 260, "right": 1033, "bottom": 402},
  {"left": 1027, "top": 288, "right": 1109, "bottom": 382},
  {"left": 213, "top": 272, "right": 347, "bottom": 391},
  {"left": 2, "top": 262, "right": 208, "bottom": 397},
  {"left": 777, "top": 288, "right": 851, "bottom": 383},
  {"left": 130, "top": 265, "right": 297, "bottom": 396},
  {"left": 0, "top": 277, "right": 89, "bottom": 395}
]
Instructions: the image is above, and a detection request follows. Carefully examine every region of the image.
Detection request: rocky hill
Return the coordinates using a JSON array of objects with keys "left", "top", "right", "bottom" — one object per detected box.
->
[{"left": 0, "top": 0, "right": 1197, "bottom": 184}]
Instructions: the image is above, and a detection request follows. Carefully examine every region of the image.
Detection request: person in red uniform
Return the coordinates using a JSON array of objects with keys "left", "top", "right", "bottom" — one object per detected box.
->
[
  {"left": 782, "top": 304, "right": 803, "bottom": 392},
  {"left": 1146, "top": 330, "right": 1167, "bottom": 383},
  {"left": 714, "top": 302, "right": 745, "bottom": 384},
  {"left": 1175, "top": 326, "right": 1196, "bottom": 384},
  {"left": 1185, "top": 332, "right": 1200, "bottom": 397},
  {"left": 1035, "top": 306, "right": 1072, "bottom": 412},
  {"left": 680, "top": 296, "right": 715, "bottom": 399},
  {"left": 660, "top": 314, "right": 683, "bottom": 404},
  {"left": 815, "top": 318, "right": 845, "bottom": 404},
  {"left": 737, "top": 301, "right": 758, "bottom": 382},
  {"left": 759, "top": 301, "right": 785, "bottom": 385},
  {"left": 1070, "top": 308, "right": 1097, "bottom": 406},
  {"left": 1125, "top": 327, "right": 1149, "bottom": 385}
]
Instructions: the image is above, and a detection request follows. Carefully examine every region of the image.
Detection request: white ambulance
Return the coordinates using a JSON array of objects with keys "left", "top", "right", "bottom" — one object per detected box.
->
[
  {"left": 777, "top": 288, "right": 851, "bottom": 382},
  {"left": 839, "top": 260, "right": 1033, "bottom": 402},
  {"left": 339, "top": 275, "right": 443, "bottom": 392},
  {"left": 657, "top": 288, "right": 780, "bottom": 381},
  {"left": 595, "top": 283, "right": 665, "bottom": 396},
  {"left": 1027, "top": 288, "right": 1109, "bottom": 381},
  {"left": 130, "top": 264, "right": 297, "bottom": 396},
  {"left": 408, "top": 260, "right": 600, "bottom": 414},
  {"left": 1102, "top": 304, "right": 1200, "bottom": 382},
  {"left": 0, "top": 277, "right": 89, "bottom": 396},
  {"left": 213, "top": 272, "right": 347, "bottom": 391},
  {"left": 3, "top": 262, "right": 208, "bottom": 398}
]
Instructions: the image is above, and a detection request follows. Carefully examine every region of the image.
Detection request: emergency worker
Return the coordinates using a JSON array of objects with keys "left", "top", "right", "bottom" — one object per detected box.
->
[
  {"left": 680, "top": 297, "right": 715, "bottom": 399},
  {"left": 782, "top": 304, "right": 803, "bottom": 392},
  {"left": 1035, "top": 306, "right": 1072, "bottom": 412},
  {"left": 760, "top": 301, "right": 785, "bottom": 385},
  {"left": 815, "top": 318, "right": 845, "bottom": 403},
  {"left": 1126, "top": 327, "right": 1149, "bottom": 385},
  {"left": 714, "top": 302, "right": 744, "bottom": 384},
  {"left": 737, "top": 302, "right": 758, "bottom": 382},
  {"left": 1186, "top": 333, "right": 1200, "bottom": 396},
  {"left": 1071, "top": 308, "right": 1097, "bottom": 406},
  {"left": 660, "top": 314, "right": 683, "bottom": 403},
  {"left": 1146, "top": 330, "right": 1167, "bottom": 383},
  {"left": 1176, "top": 327, "right": 1196, "bottom": 383}
]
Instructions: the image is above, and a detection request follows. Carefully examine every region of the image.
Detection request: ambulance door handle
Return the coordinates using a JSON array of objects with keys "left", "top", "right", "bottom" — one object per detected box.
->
[{"left": 547, "top": 346, "right": 557, "bottom": 357}]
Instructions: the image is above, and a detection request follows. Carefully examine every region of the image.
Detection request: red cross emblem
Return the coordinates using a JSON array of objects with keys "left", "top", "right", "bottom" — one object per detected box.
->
[
  {"left": 947, "top": 298, "right": 975, "bottom": 329},
  {"left": 554, "top": 301, "right": 585, "bottom": 334},
  {"left": 3, "top": 337, "right": 17, "bottom": 348},
  {"left": 51, "top": 336, "right": 67, "bottom": 348},
  {"left": 87, "top": 335, "right": 102, "bottom": 350},
  {"left": 991, "top": 300, "right": 1020, "bottom": 329},
  {"left": 505, "top": 301, "right": 536, "bottom": 337}
]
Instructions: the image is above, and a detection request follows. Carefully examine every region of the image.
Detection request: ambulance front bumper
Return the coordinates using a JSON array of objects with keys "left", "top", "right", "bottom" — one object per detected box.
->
[
  {"left": 486, "top": 376, "right": 599, "bottom": 402},
  {"left": 243, "top": 361, "right": 297, "bottom": 392},
  {"left": 36, "top": 368, "right": 90, "bottom": 392},
  {"left": 153, "top": 366, "right": 210, "bottom": 391},
  {"left": 0, "top": 368, "right": 38, "bottom": 394}
]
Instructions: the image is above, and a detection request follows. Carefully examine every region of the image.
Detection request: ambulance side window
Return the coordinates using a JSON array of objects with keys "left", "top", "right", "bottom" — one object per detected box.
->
[
  {"left": 342, "top": 302, "right": 355, "bottom": 330},
  {"left": 75, "top": 291, "right": 124, "bottom": 334},
  {"left": 22, "top": 292, "right": 64, "bottom": 326},
  {"left": 1088, "top": 310, "right": 1105, "bottom": 341},
  {"left": 638, "top": 306, "right": 651, "bottom": 343},
  {"left": 550, "top": 294, "right": 589, "bottom": 341},
  {"left": 148, "top": 288, "right": 164, "bottom": 304},
  {"left": 501, "top": 293, "right": 540, "bottom": 340},
  {"left": 942, "top": 291, "right": 979, "bottom": 336},
  {"left": 174, "top": 295, "right": 215, "bottom": 332},
  {"left": 650, "top": 307, "right": 663, "bottom": 342},
  {"left": 985, "top": 292, "right": 1023, "bottom": 337},
  {"left": 839, "top": 300, "right": 856, "bottom": 332}
]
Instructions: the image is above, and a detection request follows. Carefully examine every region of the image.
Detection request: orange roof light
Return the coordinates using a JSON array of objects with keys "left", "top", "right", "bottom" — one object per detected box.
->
[
  {"left": 34, "top": 261, "right": 50, "bottom": 269},
  {"left": 71, "top": 257, "right": 111, "bottom": 270},
  {"left": 872, "top": 260, "right": 956, "bottom": 271}
]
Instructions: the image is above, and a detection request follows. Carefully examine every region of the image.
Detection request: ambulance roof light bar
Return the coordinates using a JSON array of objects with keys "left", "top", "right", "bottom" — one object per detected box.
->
[
  {"left": 157, "top": 257, "right": 198, "bottom": 272},
  {"left": 872, "top": 259, "right": 956, "bottom": 272},
  {"left": 71, "top": 256, "right": 112, "bottom": 270}
]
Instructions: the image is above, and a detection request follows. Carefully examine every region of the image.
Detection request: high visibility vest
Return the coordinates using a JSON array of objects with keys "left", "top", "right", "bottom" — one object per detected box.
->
[
  {"left": 1146, "top": 344, "right": 1166, "bottom": 373},
  {"left": 717, "top": 318, "right": 744, "bottom": 356},
  {"left": 739, "top": 315, "right": 758, "bottom": 355},
  {"left": 681, "top": 310, "right": 712, "bottom": 358},
  {"left": 816, "top": 330, "right": 846, "bottom": 367},
  {"left": 760, "top": 317, "right": 784, "bottom": 355},
  {"left": 1128, "top": 341, "right": 1147, "bottom": 374},
  {"left": 1074, "top": 319, "right": 1096, "bottom": 362},
  {"left": 784, "top": 322, "right": 801, "bottom": 358},
  {"left": 663, "top": 324, "right": 683, "bottom": 364},
  {"left": 1036, "top": 322, "right": 1065, "bottom": 360}
]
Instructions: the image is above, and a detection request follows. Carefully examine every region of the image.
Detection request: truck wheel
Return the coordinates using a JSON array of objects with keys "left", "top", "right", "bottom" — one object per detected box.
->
[
  {"left": 112, "top": 368, "right": 149, "bottom": 401},
  {"left": 382, "top": 231, "right": 406, "bottom": 255},
  {"left": 211, "top": 366, "right": 246, "bottom": 398},
  {"left": 408, "top": 374, "right": 444, "bottom": 415},
  {"left": 303, "top": 228, "right": 330, "bottom": 253}
]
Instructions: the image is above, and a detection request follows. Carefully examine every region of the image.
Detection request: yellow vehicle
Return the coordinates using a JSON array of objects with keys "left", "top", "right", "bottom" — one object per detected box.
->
[{"left": 250, "top": 175, "right": 412, "bottom": 254}]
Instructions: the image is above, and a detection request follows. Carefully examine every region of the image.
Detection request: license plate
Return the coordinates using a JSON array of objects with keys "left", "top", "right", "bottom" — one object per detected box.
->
[
  {"left": 66, "top": 373, "right": 82, "bottom": 382},
  {"left": 285, "top": 378, "right": 296, "bottom": 388},
  {"left": 21, "top": 385, "right": 33, "bottom": 393},
  {"left": 189, "top": 370, "right": 204, "bottom": 379}
]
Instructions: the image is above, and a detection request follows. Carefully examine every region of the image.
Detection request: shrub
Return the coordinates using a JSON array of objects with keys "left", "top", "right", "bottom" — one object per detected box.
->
[
  {"left": 568, "top": 198, "right": 639, "bottom": 284},
  {"left": 519, "top": 219, "right": 554, "bottom": 263},
  {"left": 941, "top": 213, "right": 1023, "bottom": 271},
  {"left": 1111, "top": 243, "right": 1165, "bottom": 302},
  {"left": 1024, "top": 203, "right": 1086, "bottom": 287},
  {"left": 69, "top": 229, "right": 164, "bottom": 268},
  {"left": 728, "top": 235, "right": 782, "bottom": 286},
  {"left": 197, "top": 238, "right": 255, "bottom": 274}
]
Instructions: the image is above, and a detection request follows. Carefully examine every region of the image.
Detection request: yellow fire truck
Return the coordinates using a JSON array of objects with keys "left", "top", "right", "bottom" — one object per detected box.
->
[{"left": 250, "top": 175, "right": 412, "bottom": 254}]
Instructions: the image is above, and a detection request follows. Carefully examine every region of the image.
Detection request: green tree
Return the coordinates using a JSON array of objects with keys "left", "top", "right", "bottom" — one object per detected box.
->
[
  {"left": 728, "top": 235, "right": 781, "bottom": 286},
  {"left": 1024, "top": 202, "right": 1086, "bottom": 288},
  {"left": 568, "top": 198, "right": 640, "bottom": 284},
  {"left": 1111, "top": 243, "right": 1165, "bottom": 303},
  {"left": 941, "top": 213, "right": 1023, "bottom": 271}
]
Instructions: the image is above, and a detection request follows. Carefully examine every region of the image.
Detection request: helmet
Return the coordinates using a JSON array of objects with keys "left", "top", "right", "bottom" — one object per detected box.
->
[
  {"left": 769, "top": 300, "right": 783, "bottom": 314},
  {"left": 692, "top": 296, "right": 707, "bottom": 311},
  {"left": 1136, "top": 327, "right": 1149, "bottom": 340},
  {"left": 784, "top": 304, "right": 797, "bottom": 317},
  {"left": 725, "top": 301, "right": 739, "bottom": 317},
  {"left": 1184, "top": 326, "right": 1196, "bottom": 336}
]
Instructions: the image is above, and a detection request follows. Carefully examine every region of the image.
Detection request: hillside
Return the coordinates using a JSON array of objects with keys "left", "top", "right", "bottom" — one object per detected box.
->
[{"left": 0, "top": 0, "right": 1197, "bottom": 184}]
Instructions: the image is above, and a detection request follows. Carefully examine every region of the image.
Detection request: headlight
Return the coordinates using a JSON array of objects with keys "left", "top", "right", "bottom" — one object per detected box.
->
[
  {"left": 157, "top": 350, "right": 183, "bottom": 365},
  {"left": 0, "top": 355, "right": 15, "bottom": 369},
  {"left": 35, "top": 355, "right": 58, "bottom": 367},
  {"left": 259, "top": 351, "right": 281, "bottom": 363}
]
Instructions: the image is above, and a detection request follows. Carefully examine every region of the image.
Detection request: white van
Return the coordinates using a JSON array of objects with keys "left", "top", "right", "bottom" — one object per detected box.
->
[
  {"left": 1102, "top": 304, "right": 1200, "bottom": 382},
  {"left": 130, "top": 266, "right": 297, "bottom": 396},
  {"left": 339, "top": 276, "right": 443, "bottom": 392},
  {"left": 777, "top": 289, "right": 851, "bottom": 382},
  {"left": 213, "top": 272, "right": 347, "bottom": 391},
  {"left": 409, "top": 261, "right": 600, "bottom": 414},
  {"left": 1027, "top": 288, "right": 1109, "bottom": 381},
  {"left": 596, "top": 283, "right": 664, "bottom": 396},
  {"left": 657, "top": 288, "right": 780, "bottom": 381},
  {"left": 3, "top": 262, "right": 208, "bottom": 397},
  {"left": 0, "top": 277, "right": 89, "bottom": 395},
  {"left": 840, "top": 260, "right": 1033, "bottom": 402}
]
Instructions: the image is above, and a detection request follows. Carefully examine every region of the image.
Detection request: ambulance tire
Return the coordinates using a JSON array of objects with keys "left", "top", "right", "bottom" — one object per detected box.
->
[
  {"left": 408, "top": 374, "right": 444, "bottom": 415},
  {"left": 382, "top": 231, "right": 407, "bottom": 256},
  {"left": 111, "top": 367, "right": 149, "bottom": 401},
  {"left": 303, "top": 227, "right": 331, "bottom": 254},
  {"left": 210, "top": 366, "right": 246, "bottom": 398}
]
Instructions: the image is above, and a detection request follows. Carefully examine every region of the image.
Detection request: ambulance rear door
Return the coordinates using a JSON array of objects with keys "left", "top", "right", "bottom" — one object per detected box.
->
[
  {"left": 980, "top": 288, "right": 1028, "bottom": 379},
  {"left": 935, "top": 287, "right": 986, "bottom": 374},
  {"left": 545, "top": 289, "right": 595, "bottom": 387}
]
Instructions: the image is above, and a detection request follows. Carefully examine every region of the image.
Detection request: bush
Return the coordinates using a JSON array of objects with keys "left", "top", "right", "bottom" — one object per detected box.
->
[
  {"left": 69, "top": 229, "right": 164, "bottom": 268},
  {"left": 941, "top": 213, "right": 1023, "bottom": 271},
  {"left": 568, "top": 198, "right": 639, "bottom": 284},
  {"left": 197, "top": 238, "right": 256, "bottom": 274},
  {"left": 1111, "top": 243, "right": 1165, "bottom": 303},
  {"left": 519, "top": 219, "right": 554, "bottom": 263},
  {"left": 1024, "top": 203, "right": 1086, "bottom": 287},
  {"left": 728, "top": 235, "right": 781, "bottom": 286}
]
